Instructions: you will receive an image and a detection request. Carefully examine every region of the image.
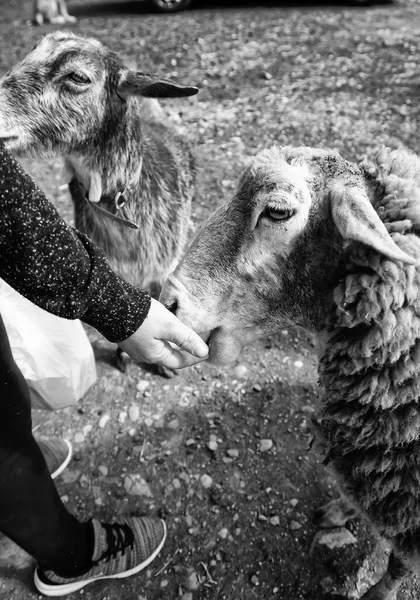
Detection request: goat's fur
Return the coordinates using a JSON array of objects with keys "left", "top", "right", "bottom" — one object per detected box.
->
[
  {"left": 0, "top": 32, "right": 197, "bottom": 291},
  {"left": 161, "top": 145, "right": 420, "bottom": 598}
]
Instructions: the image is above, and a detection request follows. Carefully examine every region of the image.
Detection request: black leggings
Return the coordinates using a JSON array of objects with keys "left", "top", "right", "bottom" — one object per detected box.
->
[{"left": 0, "top": 313, "right": 92, "bottom": 572}]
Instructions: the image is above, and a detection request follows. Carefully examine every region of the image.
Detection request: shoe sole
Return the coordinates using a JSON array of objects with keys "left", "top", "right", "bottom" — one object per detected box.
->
[
  {"left": 33, "top": 520, "right": 167, "bottom": 597},
  {"left": 50, "top": 440, "right": 73, "bottom": 480}
]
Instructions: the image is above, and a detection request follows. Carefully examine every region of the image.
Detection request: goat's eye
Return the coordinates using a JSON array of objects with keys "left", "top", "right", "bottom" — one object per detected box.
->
[
  {"left": 263, "top": 206, "right": 295, "bottom": 222},
  {"left": 68, "top": 72, "right": 91, "bottom": 85}
]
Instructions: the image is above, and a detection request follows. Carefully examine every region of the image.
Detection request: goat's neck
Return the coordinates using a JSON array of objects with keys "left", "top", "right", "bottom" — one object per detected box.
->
[{"left": 65, "top": 103, "right": 146, "bottom": 201}]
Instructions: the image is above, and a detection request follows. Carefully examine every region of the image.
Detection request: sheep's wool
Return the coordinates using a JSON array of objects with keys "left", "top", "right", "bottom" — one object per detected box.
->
[{"left": 319, "top": 147, "right": 420, "bottom": 538}]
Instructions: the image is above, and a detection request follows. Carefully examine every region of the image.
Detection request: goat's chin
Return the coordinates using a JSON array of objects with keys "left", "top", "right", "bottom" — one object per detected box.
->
[{"left": 207, "top": 330, "right": 243, "bottom": 365}]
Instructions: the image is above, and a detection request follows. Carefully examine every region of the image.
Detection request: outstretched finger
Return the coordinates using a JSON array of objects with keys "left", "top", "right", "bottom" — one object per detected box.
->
[{"left": 166, "top": 320, "right": 208, "bottom": 359}]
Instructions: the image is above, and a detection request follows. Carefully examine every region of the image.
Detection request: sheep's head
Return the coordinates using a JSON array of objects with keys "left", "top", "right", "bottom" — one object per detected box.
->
[
  {"left": 160, "top": 145, "right": 417, "bottom": 364},
  {"left": 0, "top": 31, "right": 198, "bottom": 158}
]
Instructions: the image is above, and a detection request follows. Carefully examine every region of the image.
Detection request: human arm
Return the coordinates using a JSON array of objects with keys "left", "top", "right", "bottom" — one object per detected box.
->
[{"left": 0, "top": 143, "right": 207, "bottom": 366}]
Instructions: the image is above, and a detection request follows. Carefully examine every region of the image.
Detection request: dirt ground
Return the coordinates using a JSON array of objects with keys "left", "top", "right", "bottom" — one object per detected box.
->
[{"left": 1, "top": 0, "right": 420, "bottom": 598}]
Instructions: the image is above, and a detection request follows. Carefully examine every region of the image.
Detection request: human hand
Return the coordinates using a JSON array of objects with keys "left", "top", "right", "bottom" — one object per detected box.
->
[{"left": 118, "top": 298, "right": 209, "bottom": 370}]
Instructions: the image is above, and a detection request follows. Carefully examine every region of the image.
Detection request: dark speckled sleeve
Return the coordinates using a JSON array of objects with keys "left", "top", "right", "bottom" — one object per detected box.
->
[{"left": 0, "top": 142, "right": 151, "bottom": 343}]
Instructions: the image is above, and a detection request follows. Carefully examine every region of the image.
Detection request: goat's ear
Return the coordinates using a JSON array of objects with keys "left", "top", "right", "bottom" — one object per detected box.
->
[
  {"left": 330, "top": 181, "right": 417, "bottom": 264},
  {"left": 117, "top": 71, "right": 199, "bottom": 99}
]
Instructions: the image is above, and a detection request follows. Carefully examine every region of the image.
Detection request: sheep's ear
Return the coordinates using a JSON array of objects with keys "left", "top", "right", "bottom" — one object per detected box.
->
[
  {"left": 117, "top": 71, "right": 199, "bottom": 99},
  {"left": 330, "top": 181, "right": 417, "bottom": 264}
]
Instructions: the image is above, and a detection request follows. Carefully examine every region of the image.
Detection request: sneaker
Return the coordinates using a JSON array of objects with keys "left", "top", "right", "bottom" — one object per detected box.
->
[
  {"left": 37, "top": 437, "right": 72, "bottom": 480},
  {"left": 34, "top": 517, "right": 167, "bottom": 597}
]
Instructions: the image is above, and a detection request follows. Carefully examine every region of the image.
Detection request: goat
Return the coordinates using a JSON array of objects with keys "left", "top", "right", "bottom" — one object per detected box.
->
[
  {"left": 160, "top": 145, "right": 420, "bottom": 600},
  {"left": 0, "top": 31, "right": 198, "bottom": 372},
  {"left": 33, "top": 0, "right": 76, "bottom": 25}
]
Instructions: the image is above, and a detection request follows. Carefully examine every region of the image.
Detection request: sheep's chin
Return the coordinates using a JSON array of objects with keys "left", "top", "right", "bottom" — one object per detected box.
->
[{"left": 207, "top": 330, "right": 243, "bottom": 365}]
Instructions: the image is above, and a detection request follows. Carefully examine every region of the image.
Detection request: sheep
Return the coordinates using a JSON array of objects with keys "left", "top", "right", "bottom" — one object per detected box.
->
[
  {"left": 160, "top": 144, "right": 420, "bottom": 600},
  {"left": 0, "top": 31, "right": 198, "bottom": 372}
]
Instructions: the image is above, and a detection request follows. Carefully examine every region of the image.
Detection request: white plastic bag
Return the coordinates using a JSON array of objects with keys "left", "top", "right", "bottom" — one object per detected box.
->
[{"left": 0, "top": 279, "right": 97, "bottom": 410}]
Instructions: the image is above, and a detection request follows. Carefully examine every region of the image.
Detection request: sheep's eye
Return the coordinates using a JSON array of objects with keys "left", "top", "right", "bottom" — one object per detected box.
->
[
  {"left": 263, "top": 206, "right": 295, "bottom": 222},
  {"left": 67, "top": 72, "right": 91, "bottom": 85}
]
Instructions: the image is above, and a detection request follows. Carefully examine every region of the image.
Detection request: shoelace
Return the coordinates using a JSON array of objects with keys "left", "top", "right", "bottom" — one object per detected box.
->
[{"left": 101, "top": 522, "right": 135, "bottom": 561}]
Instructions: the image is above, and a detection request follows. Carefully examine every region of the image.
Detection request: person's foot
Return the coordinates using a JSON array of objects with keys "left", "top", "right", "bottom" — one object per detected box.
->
[
  {"left": 37, "top": 437, "right": 72, "bottom": 480},
  {"left": 34, "top": 517, "right": 167, "bottom": 597}
]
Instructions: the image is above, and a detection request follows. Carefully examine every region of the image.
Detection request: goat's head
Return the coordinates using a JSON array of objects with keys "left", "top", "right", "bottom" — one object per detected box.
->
[
  {"left": 161, "top": 146, "right": 417, "bottom": 364},
  {"left": 0, "top": 31, "right": 198, "bottom": 158}
]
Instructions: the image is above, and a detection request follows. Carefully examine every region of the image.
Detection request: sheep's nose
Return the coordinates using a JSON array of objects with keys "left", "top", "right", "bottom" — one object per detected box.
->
[{"left": 165, "top": 298, "right": 179, "bottom": 315}]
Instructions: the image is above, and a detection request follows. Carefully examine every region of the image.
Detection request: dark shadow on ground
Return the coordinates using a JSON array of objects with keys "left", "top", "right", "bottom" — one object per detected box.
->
[{"left": 70, "top": 0, "right": 393, "bottom": 18}]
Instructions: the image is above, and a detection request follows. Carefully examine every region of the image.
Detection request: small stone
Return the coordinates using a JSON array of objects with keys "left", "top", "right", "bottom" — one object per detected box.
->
[
  {"left": 180, "top": 593, "right": 193, "bottom": 600},
  {"left": 98, "top": 414, "right": 110, "bottom": 428},
  {"left": 95, "top": 497, "right": 103, "bottom": 506},
  {"left": 82, "top": 424, "right": 92, "bottom": 436},
  {"left": 160, "top": 579, "right": 169, "bottom": 588},
  {"left": 124, "top": 474, "right": 153, "bottom": 497},
  {"left": 207, "top": 440, "right": 218, "bottom": 452},
  {"left": 200, "top": 474, "right": 213, "bottom": 489},
  {"left": 234, "top": 365, "right": 248, "bottom": 379},
  {"left": 136, "top": 380, "right": 150, "bottom": 392},
  {"left": 98, "top": 465, "right": 108, "bottom": 477},
  {"left": 172, "top": 478, "right": 181, "bottom": 489},
  {"left": 184, "top": 569, "right": 200, "bottom": 590},
  {"left": 294, "top": 360, "right": 304, "bottom": 368},
  {"left": 313, "top": 527, "right": 357, "bottom": 550},
  {"left": 301, "top": 405, "right": 315, "bottom": 414},
  {"left": 185, "top": 438, "right": 196, "bottom": 446},
  {"left": 227, "top": 449, "right": 239, "bottom": 458},
  {"left": 270, "top": 516, "right": 280, "bottom": 526},
  {"left": 74, "top": 432, "right": 85, "bottom": 444},
  {"left": 60, "top": 495, "right": 69, "bottom": 503},
  {"left": 129, "top": 405, "right": 140, "bottom": 422},
  {"left": 253, "top": 383, "right": 262, "bottom": 392},
  {"left": 290, "top": 498, "right": 299, "bottom": 507},
  {"left": 218, "top": 527, "right": 229, "bottom": 539},
  {"left": 168, "top": 418, "right": 180, "bottom": 429},
  {"left": 290, "top": 520, "right": 302, "bottom": 530},
  {"left": 259, "top": 439, "right": 273, "bottom": 452},
  {"left": 251, "top": 574, "right": 259, "bottom": 585},
  {"left": 144, "top": 418, "right": 154, "bottom": 428},
  {"left": 118, "top": 411, "right": 127, "bottom": 424}
]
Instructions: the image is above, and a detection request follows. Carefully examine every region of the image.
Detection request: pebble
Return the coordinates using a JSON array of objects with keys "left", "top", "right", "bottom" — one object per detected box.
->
[
  {"left": 124, "top": 474, "right": 153, "bottom": 497},
  {"left": 172, "top": 478, "right": 181, "bottom": 489},
  {"left": 168, "top": 418, "right": 180, "bottom": 430},
  {"left": 227, "top": 449, "right": 239, "bottom": 458},
  {"left": 253, "top": 383, "right": 262, "bottom": 392},
  {"left": 301, "top": 405, "right": 315, "bottom": 414},
  {"left": 74, "top": 432, "right": 85, "bottom": 444},
  {"left": 180, "top": 594, "right": 193, "bottom": 600},
  {"left": 98, "top": 465, "right": 108, "bottom": 477},
  {"left": 290, "top": 520, "right": 302, "bottom": 530},
  {"left": 259, "top": 439, "right": 273, "bottom": 452},
  {"left": 207, "top": 440, "right": 218, "bottom": 452},
  {"left": 290, "top": 498, "right": 299, "bottom": 507},
  {"left": 82, "top": 425, "right": 92, "bottom": 436},
  {"left": 218, "top": 527, "right": 229, "bottom": 539},
  {"left": 144, "top": 418, "right": 154, "bottom": 428},
  {"left": 136, "top": 380, "right": 150, "bottom": 392},
  {"left": 200, "top": 474, "right": 213, "bottom": 489},
  {"left": 270, "top": 516, "right": 280, "bottom": 526},
  {"left": 294, "top": 360, "right": 304, "bottom": 368},
  {"left": 129, "top": 405, "right": 140, "bottom": 422},
  {"left": 98, "top": 414, "right": 110, "bottom": 428},
  {"left": 251, "top": 575, "right": 259, "bottom": 586},
  {"left": 118, "top": 411, "right": 127, "bottom": 424},
  {"left": 234, "top": 365, "right": 248, "bottom": 379},
  {"left": 312, "top": 527, "right": 357, "bottom": 549},
  {"left": 184, "top": 570, "right": 200, "bottom": 590},
  {"left": 160, "top": 579, "right": 168, "bottom": 588}
]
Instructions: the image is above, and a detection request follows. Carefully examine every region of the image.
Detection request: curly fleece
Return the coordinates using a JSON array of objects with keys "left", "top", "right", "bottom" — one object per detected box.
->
[{"left": 318, "top": 147, "right": 420, "bottom": 539}]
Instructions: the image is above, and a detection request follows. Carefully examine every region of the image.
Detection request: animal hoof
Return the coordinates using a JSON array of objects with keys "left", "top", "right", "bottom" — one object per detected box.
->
[
  {"left": 115, "top": 350, "right": 127, "bottom": 373},
  {"left": 314, "top": 497, "right": 358, "bottom": 528},
  {"left": 156, "top": 364, "right": 178, "bottom": 379}
]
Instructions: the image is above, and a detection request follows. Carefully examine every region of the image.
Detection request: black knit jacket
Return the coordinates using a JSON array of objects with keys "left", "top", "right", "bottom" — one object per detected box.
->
[{"left": 0, "top": 143, "right": 151, "bottom": 343}]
